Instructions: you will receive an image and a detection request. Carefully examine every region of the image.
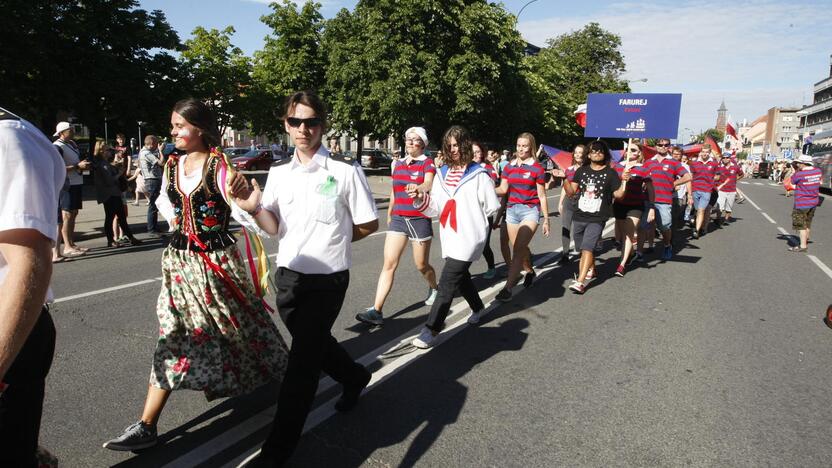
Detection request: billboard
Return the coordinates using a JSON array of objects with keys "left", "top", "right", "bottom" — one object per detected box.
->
[{"left": 584, "top": 93, "right": 683, "bottom": 139}]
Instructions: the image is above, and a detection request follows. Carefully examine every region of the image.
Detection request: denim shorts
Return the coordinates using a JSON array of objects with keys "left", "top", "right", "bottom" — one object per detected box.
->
[
  {"left": 505, "top": 204, "right": 540, "bottom": 224},
  {"left": 388, "top": 215, "right": 433, "bottom": 241},
  {"left": 692, "top": 191, "right": 711, "bottom": 210}
]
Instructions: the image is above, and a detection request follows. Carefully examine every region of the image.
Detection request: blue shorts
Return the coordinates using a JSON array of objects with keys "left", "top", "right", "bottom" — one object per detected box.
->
[
  {"left": 59, "top": 185, "right": 83, "bottom": 211},
  {"left": 692, "top": 191, "right": 711, "bottom": 210},
  {"left": 388, "top": 215, "right": 433, "bottom": 241},
  {"left": 653, "top": 203, "right": 672, "bottom": 231},
  {"left": 505, "top": 204, "right": 540, "bottom": 224}
]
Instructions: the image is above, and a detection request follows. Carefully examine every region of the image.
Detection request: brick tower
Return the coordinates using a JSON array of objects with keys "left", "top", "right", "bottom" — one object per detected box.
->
[{"left": 716, "top": 100, "right": 727, "bottom": 134}]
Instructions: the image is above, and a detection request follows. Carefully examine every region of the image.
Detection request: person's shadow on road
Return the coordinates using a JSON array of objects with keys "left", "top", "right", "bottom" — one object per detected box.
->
[{"left": 286, "top": 317, "right": 530, "bottom": 468}]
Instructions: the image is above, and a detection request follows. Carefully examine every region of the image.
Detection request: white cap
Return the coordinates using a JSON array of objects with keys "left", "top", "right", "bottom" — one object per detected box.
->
[
  {"left": 405, "top": 126, "right": 428, "bottom": 147},
  {"left": 53, "top": 121, "right": 71, "bottom": 137},
  {"left": 797, "top": 154, "right": 814, "bottom": 165}
]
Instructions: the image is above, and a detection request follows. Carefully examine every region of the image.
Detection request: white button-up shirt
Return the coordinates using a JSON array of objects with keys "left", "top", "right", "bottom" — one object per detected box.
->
[{"left": 261, "top": 146, "right": 377, "bottom": 274}]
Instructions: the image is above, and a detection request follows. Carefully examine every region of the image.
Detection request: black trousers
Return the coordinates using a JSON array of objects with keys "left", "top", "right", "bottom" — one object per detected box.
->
[
  {"left": 0, "top": 307, "right": 56, "bottom": 468},
  {"left": 103, "top": 195, "right": 133, "bottom": 243},
  {"left": 426, "top": 258, "right": 484, "bottom": 332},
  {"left": 261, "top": 268, "right": 366, "bottom": 465},
  {"left": 481, "top": 218, "right": 495, "bottom": 270}
]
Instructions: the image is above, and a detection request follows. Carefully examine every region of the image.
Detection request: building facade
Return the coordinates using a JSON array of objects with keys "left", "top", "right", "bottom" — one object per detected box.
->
[{"left": 764, "top": 107, "right": 801, "bottom": 157}]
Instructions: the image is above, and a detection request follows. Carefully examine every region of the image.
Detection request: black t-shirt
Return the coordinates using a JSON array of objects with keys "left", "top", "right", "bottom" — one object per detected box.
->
[{"left": 572, "top": 164, "right": 621, "bottom": 223}]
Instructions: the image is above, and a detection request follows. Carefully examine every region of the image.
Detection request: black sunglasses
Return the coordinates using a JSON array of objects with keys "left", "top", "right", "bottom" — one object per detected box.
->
[
  {"left": 286, "top": 117, "right": 322, "bottom": 128},
  {"left": 656, "top": 143, "right": 670, "bottom": 147}
]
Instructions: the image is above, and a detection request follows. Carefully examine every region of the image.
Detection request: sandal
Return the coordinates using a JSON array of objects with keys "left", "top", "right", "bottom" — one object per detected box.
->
[
  {"left": 63, "top": 249, "right": 86, "bottom": 257},
  {"left": 52, "top": 256, "right": 67, "bottom": 263},
  {"left": 787, "top": 246, "right": 807, "bottom": 252}
]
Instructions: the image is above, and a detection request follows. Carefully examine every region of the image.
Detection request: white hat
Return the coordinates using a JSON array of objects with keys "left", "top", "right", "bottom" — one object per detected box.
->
[
  {"left": 797, "top": 154, "right": 814, "bottom": 165},
  {"left": 405, "top": 127, "right": 428, "bottom": 147},
  {"left": 53, "top": 121, "right": 71, "bottom": 137}
]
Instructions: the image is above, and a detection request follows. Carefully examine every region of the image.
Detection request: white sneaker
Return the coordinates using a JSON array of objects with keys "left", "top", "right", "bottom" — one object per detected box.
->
[
  {"left": 467, "top": 310, "right": 483, "bottom": 325},
  {"left": 412, "top": 327, "right": 436, "bottom": 349},
  {"left": 424, "top": 288, "right": 439, "bottom": 306}
]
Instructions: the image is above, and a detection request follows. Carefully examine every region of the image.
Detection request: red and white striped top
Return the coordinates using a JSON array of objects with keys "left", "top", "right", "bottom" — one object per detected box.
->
[{"left": 445, "top": 167, "right": 465, "bottom": 189}]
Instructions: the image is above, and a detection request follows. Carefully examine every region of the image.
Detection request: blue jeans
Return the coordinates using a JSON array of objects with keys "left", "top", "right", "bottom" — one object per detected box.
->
[
  {"left": 505, "top": 204, "right": 540, "bottom": 224},
  {"left": 692, "top": 191, "right": 711, "bottom": 210},
  {"left": 145, "top": 178, "right": 162, "bottom": 233}
]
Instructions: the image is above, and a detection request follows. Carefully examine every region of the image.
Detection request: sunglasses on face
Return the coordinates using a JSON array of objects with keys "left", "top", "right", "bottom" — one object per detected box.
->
[
  {"left": 628, "top": 148, "right": 639, "bottom": 153},
  {"left": 286, "top": 117, "right": 322, "bottom": 128},
  {"left": 656, "top": 143, "right": 670, "bottom": 147}
]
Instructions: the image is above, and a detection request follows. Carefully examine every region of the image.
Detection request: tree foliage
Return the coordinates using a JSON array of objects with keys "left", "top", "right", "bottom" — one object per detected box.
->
[
  {"left": 0, "top": 0, "right": 181, "bottom": 140},
  {"left": 524, "top": 22, "right": 630, "bottom": 148},
  {"left": 180, "top": 26, "right": 252, "bottom": 136},
  {"left": 694, "top": 128, "right": 725, "bottom": 144},
  {"left": 249, "top": 0, "right": 327, "bottom": 138}
]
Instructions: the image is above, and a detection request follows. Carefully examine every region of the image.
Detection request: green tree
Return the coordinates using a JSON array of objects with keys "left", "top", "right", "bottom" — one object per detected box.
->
[
  {"left": 525, "top": 22, "right": 630, "bottom": 148},
  {"left": 694, "top": 128, "right": 725, "bottom": 144},
  {"left": 0, "top": 0, "right": 181, "bottom": 142},
  {"left": 249, "top": 0, "right": 326, "bottom": 138},
  {"left": 180, "top": 26, "right": 252, "bottom": 136},
  {"left": 323, "top": 0, "right": 529, "bottom": 152}
]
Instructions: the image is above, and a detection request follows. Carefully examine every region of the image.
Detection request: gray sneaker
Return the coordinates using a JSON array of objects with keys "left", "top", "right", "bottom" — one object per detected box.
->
[
  {"left": 355, "top": 308, "right": 383, "bottom": 326},
  {"left": 424, "top": 288, "right": 439, "bottom": 306},
  {"left": 103, "top": 421, "right": 157, "bottom": 451},
  {"left": 412, "top": 327, "right": 436, "bottom": 349}
]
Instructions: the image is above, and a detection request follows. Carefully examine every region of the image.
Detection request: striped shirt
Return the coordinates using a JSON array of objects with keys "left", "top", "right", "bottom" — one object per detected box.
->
[
  {"left": 444, "top": 167, "right": 465, "bottom": 189},
  {"left": 392, "top": 156, "right": 436, "bottom": 217},
  {"left": 792, "top": 167, "right": 822, "bottom": 209},
  {"left": 716, "top": 164, "right": 743, "bottom": 193},
  {"left": 481, "top": 162, "right": 497, "bottom": 185},
  {"left": 565, "top": 166, "right": 578, "bottom": 182},
  {"left": 643, "top": 156, "right": 688, "bottom": 204},
  {"left": 503, "top": 160, "right": 545, "bottom": 207},
  {"left": 689, "top": 158, "right": 719, "bottom": 193},
  {"left": 613, "top": 162, "right": 651, "bottom": 206}
]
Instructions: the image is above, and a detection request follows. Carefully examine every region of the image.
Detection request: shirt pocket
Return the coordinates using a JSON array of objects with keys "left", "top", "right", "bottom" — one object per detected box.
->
[{"left": 315, "top": 194, "right": 338, "bottom": 224}]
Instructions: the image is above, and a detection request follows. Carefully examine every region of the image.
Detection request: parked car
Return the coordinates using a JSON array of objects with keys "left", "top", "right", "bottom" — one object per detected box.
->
[
  {"left": 231, "top": 149, "right": 273, "bottom": 171},
  {"left": 360, "top": 148, "right": 393, "bottom": 169},
  {"left": 753, "top": 161, "right": 771, "bottom": 179},
  {"left": 223, "top": 147, "right": 252, "bottom": 158}
]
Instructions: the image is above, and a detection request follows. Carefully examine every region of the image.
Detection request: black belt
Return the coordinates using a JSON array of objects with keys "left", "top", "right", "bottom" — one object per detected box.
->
[{"left": 169, "top": 230, "right": 236, "bottom": 252}]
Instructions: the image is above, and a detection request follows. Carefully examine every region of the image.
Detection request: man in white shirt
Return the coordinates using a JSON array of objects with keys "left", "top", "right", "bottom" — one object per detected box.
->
[
  {"left": 0, "top": 108, "right": 65, "bottom": 466},
  {"left": 139, "top": 136, "right": 165, "bottom": 235},
  {"left": 228, "top": 91, "right": 378, "bottom": 466},
  {"left": 53, "top": 122, "right": 90, "bottom": 256}
]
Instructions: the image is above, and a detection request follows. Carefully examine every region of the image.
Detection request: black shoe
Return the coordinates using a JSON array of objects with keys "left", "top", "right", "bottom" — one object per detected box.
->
[
  {"left": 334, "top": 367, "right": 371, "bottom": 412},
  {"left": 522, "top": 270, "right": 537, "bottom": 288},
  {"left": 129, "top": 237, "right": 144, "bottom": 246},
  {"left": 557, "top": 255, "right": 570, "bottom": 265},
  {"left": 495, "top": 288, "right": 513, "bottom": 302},
  {"left": 692, "top": 230, "right": 699, "bottom": 239}
]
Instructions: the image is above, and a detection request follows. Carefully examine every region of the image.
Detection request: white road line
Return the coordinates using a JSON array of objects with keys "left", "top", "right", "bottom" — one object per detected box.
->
[
  {"left": 760, "top": 212, "right": 776, "bottom": 224},
  {"left": 754, "top": 182, "right": 763, "bottom": 185},
  {"left": 739, "top": 181, "right": 749, "bottom": 185},
  {"left": 808, "top": 255, "right": 832, "bottom": 281},
  {"left": 168, "top": 221, "right": 614, "bottom": 468},
  {"left": 742, "top": 193, "right": 762, "bottom": 211},
  {"left": 777, "top": 226, "right": 790, "bottom": 235}
]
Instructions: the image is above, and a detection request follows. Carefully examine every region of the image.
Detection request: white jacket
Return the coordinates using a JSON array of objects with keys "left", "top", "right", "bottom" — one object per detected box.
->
[{"left": 416, "top": 163, "right": 500, "bottom": 262}]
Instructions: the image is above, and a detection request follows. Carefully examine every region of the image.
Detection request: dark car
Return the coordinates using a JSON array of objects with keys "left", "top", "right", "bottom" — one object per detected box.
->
[
  {"left": 360, "top": 148, "right": 393, "bottom": 169},
  {"left": 231, "top": 149, "right": 273, "bottom": 171},
  {"left": 753, "top": 161, "right": 771, "bottom": 179},
  {"left": 223, "top": 147, "right": 252, "bottom": 158}
]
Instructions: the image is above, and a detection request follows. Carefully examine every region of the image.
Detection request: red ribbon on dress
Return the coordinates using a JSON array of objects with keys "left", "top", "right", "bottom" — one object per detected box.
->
[
  {"left": 188, "top": 232, "right": 248, "bottom": 308},
  {"left": 440, "top": 199, "right": 458, "bottom": 232}
]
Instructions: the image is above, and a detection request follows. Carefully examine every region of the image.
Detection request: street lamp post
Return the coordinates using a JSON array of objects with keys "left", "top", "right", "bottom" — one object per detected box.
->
[
  {"left": 137, "top": 121, "right": 145, "bottom": 149},
  {"left": 100, "top": 96, "right": 109, "bottom": 144},
  {"left": 517, "top": 0, "right": 539, "bottom": 20}
]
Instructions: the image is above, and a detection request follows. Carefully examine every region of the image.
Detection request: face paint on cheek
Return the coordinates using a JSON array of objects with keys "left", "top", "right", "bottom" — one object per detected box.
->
[{"left": 177, "top": 128, "right": 191, "bottom": 141}]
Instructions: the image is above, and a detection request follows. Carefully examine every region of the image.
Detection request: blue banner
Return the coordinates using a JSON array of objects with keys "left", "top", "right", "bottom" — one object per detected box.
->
[{"left": 584, "top": 93, "right": 682, "bottom": 139}]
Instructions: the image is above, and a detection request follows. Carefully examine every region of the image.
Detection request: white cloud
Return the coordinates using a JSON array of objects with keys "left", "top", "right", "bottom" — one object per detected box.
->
[{"left": 520, "top": 0, "right": 830, "bottom": 135}]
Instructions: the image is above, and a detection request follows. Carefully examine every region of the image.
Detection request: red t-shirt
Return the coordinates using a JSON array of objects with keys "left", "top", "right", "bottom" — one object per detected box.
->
[
  {"left": 391, "top": 156, "right": 436, "bottom": 217},
  {"left": 614, "top": 162, "right": 651, "bottom": 206},
  {"left": 503, "top": 160, "right": 546, "bottom": 207}
]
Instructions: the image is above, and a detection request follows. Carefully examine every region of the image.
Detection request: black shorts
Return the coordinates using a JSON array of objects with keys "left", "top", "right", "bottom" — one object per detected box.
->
[
  {"left": 59, "top": 185, "right": 83, "bottom": 211},
  {"left": 572, "top": 220, "right": 605, "bottom": 252},
  {"left": 613, "top": 203, "right": 643, "bottom": 220},
  {"left": 708, "top": 190, "right": 718, "bottom": 207}
]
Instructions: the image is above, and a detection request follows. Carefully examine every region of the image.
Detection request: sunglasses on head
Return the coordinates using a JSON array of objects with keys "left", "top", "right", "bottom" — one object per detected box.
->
[
  {"left": 286, "top": 117, "right": 322, "bottom": 128},
  {"left": 656, "top": 143, "right": 670, "bottom": 147}
]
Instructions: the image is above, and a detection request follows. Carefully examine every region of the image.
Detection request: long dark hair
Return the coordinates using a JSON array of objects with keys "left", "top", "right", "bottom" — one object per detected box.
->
[
  {"left": 172, "top": 98, "right": 221, "bottom": 149},
  {"left": 586, "top": 140, "right": 612, "bottom": 166},
  {"left": 441, "top": 125, "right": 474, "bottom": 169}
]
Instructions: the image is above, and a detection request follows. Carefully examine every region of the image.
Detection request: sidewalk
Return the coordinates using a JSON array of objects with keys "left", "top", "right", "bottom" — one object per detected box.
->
[{"left": 70, "top": 170, "right": 394, "bottom": 248}]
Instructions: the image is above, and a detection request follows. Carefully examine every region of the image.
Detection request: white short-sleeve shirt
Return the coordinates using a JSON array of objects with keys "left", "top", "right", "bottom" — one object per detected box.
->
[
  {"left": 0, "top": 113, "right": 66, "bottom": 302},
  {"left": 260, "top": 146, "right": 377, "bottom": 274}
]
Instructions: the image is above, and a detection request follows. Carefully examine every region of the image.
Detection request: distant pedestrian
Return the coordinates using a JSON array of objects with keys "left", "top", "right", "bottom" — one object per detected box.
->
[
  {"left": 139, "top": 135, "right": 165, "bottom": 235},
  {"left": 90, "top": 141, "right": 142, "bottom": 248},
  {"left": 672, "top": 148, "right": 693, "bottom": 229},
  {"left": 53, "top": 121, "right": 91, "bottom": 257},
  {"left": 555, "top": 140, "right": 626, "bottom": 294},
  {"left": 112, "top": 134, "right": 132, "bottom": 243},
  {"left": 128, "top": 154, "right": 148, "bottom": 205},
  {"left": 715, "top": 153, "right": 743, "bottom": 224},
  {"left": 558, "top": 144, "right": 585, "bottom": 264},
  {"left": 357, "top": 126, "right": 439, "bottom": 326},
  {"left": 788, "top": 155, "right": 822, "bottom": 252},
  {"left": 495, "top": 133, "right": 550, "bottom": 302},
  {"left": 0, "top": 107, "right": 64, "bottom": 467},
  {"left": 473, "top": 140, "right": 498, "bottom": 278},
  {"left": 409, "top": 125, "right": 500, "bottom": 347},
  {"left": 688, "top": 145, "right": 719, "bottom": 238},
  {"left": 102, "top": 99, "right": 289, "bottom": 452}
]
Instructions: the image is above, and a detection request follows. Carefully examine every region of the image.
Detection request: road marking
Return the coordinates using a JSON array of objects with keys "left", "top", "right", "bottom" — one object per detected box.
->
[
  {"left": 739, "top": 181, "right": 749, "bottom": 185},
  {"left": 163, "top": 221, "right": 614, "bottom": 468},
  {"left": 53, "top": 278, "right": 161, "bottom": 303},
  {"left": 777, "top": 226, "right": 789, "bottom": 235},
  {"left": 742, "top": 193, "right": 762, "bottom": 211},
  {"left": 808, "top": 255, "right": 832, "bottom": 281},
  {"left": 760, "top": 212, "right": 776, "bottom": 224},
  {"left": 754, "top": 182, "right": 763, "bottom": 185}
]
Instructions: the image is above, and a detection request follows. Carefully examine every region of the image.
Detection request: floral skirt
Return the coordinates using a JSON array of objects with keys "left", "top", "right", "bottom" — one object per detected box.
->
[{"left": 150, "top": 244, "right": 288, "bottom": 401}]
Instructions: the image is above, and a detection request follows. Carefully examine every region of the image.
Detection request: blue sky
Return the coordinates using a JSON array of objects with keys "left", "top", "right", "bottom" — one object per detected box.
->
[{"left": 138, "top": 0, "right": 832, "bottom": 142}]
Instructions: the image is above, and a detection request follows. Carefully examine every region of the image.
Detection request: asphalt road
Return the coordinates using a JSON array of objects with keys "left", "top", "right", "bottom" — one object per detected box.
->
[{"left": 41, "top": 173, "right": 832, "bottom": 467}]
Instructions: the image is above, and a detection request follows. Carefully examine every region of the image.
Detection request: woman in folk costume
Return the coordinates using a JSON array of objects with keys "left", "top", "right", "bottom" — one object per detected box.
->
[
  {"left": 409, "top": 125, "right": 501, "bottom": 349},
  {"left": 103, "top": 99, "right": 288, "bottom": 451}
]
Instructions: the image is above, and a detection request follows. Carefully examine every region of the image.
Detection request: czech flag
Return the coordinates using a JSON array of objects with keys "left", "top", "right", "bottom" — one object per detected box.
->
[
  {"left": 574, "top": 103, "right": 587, "bottom": 128},
  {"left": 541, "top": 144, "right": 573, "bottom": 170},
  {"left": 705, "top": 135, "right": 722, "bottom": 155}
]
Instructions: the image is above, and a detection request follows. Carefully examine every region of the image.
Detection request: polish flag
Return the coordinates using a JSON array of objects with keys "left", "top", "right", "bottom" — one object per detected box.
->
[
  {"left": 574, "top": 103, "right": 587, "bottom": 128},
  {"left": 725, "top": 116, "right": 738, "bottom": 140}
]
